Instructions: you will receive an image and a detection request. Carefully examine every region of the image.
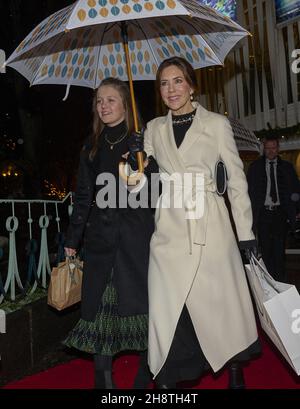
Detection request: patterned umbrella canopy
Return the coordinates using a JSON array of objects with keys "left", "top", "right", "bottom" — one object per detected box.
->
[
  {"left": 3, "top": 0, "right": 249, "bottom": 88},
  {"left": 3, "top": 0, "right": 250, "bottom": 181},
  {"left": 228, "top": 117, "right": 260, "bottom": 152}
]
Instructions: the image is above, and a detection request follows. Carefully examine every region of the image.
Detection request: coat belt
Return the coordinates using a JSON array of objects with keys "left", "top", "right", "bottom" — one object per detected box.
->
[{"left": 160, "top": 174, "right": 217, "bottom": 254}]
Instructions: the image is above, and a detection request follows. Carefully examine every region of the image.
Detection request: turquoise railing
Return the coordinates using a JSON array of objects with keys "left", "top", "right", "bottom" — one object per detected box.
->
[{"left": 0, "top": 193, "right": 73, "bottom": 303}]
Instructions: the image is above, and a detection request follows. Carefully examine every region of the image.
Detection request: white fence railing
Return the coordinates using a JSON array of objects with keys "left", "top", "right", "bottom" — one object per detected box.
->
[{"left": 0, "top": 193, "right": 73, "bottom": 303}]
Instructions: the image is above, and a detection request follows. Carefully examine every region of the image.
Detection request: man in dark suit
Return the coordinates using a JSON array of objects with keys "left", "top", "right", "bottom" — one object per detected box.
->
[{"left": 247, "top": 137, "right": 300, "bottom": 282}]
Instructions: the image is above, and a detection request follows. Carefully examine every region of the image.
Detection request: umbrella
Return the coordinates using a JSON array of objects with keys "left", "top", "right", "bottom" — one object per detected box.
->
[
  {"left": 3, "top": 0, "right": 249, "bottom": 181},
  {"left": 228, "top": 117, "right": 260, "bottom": 152}
]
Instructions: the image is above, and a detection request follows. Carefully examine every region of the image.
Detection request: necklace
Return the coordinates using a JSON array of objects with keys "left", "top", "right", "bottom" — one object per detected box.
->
[
  {"left": 172, "top": 113, "right": 195, "bottom": 125},
  {"left": 104, "top": 131, "right": 127, "bottom": 150}
]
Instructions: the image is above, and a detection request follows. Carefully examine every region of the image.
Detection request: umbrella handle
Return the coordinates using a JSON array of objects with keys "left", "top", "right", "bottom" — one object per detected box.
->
[
  {"left": 119, "top": 21, "right": 144, "bottom": 185},
  {"left": 119, "top": 158, "right": 144, "bottom": 186}
]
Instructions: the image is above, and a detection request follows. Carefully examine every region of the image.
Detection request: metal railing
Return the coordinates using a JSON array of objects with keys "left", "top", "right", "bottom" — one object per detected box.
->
[{"left": 0, "top": 193, "right": 73, "bottom": 304}]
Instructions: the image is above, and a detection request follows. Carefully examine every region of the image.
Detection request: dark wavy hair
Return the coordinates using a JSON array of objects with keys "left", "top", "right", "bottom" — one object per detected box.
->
[
  {"left": 263, "top": 136, "right": 280, "bottom": 147},
  {"left": 156, "top": 57, "right": 199, "bottom": 97},
  {"left": 89, "top": 77, "right": 142, "bottom": 160}
]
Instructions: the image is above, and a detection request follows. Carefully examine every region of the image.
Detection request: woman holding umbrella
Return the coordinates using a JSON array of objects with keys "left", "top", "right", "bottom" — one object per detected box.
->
[
  {"left": 129, "top": 57, "right": 260, "bottom": 388},
  {"left": 64, "top": 77, "right": 154, "bottom": 389}
]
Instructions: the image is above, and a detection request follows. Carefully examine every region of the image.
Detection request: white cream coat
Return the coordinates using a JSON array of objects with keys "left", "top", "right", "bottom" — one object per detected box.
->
[{"left": 144, "top": 103, "right": 258, "bottom": 378}]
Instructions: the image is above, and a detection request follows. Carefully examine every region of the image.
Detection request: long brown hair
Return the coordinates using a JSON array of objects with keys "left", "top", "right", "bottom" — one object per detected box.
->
[
  {"left": 156, "top": 57, "right": 199, "bottom": 97},
  {"left": 89, "top": 77, "right": 142, "bottom": 160}
]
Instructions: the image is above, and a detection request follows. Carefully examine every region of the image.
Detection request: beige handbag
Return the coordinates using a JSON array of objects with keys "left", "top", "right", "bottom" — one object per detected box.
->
[{"left": 48, "top": 257, "right": 83, "bottom": 311}]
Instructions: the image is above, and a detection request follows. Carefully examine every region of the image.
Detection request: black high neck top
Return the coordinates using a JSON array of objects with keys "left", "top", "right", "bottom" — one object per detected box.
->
[{"left": 172, "top": 109, "right": 196, "bottom": 148}]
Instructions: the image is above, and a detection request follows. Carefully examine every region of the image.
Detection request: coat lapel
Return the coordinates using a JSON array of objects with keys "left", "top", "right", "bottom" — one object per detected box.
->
[
  {"left": 178, "top": 103, "right": 210, "bottom": 156},
  {"left": 160, "top": 110, "right": 186, "bottom": 174},
  {"left": 160, "top": 103, "right": 210, "bottom": 174}
]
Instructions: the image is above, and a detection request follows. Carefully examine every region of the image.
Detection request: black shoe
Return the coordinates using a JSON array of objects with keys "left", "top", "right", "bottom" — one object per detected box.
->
[
  {"left": 228, "top": 363, "right": 245, "bottom": 389},
  {"left": 94, "top": 355, "right": 116, "bottom": 389},
  {"left": 133, "top": 351, "right": 152, "bottom": 389},
  {"left": 95, "top": 370, "right": 105, "bottom": 389},
  {"left": 95, "top": 369, "right": 116, "bottom": 389},
  {"left": 133, "top": 366, "right": 152, "bottom": 389}
]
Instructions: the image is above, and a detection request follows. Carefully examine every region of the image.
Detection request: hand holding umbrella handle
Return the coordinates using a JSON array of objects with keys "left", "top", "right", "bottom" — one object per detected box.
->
[
  {"left": 119, "top": 21, "right": 144, "bottom": 185},
  {"left": 119, "top": 155, "right": 144, "bottom": 186},
  {"left": 127, "top": 131, "right": 145, "bottom": 170},
  {"left": 119, "top": 134, "right": 145, "bottom": 185},
  {"left": 119, "top": 131, "right": 145, "bottom": 185}
]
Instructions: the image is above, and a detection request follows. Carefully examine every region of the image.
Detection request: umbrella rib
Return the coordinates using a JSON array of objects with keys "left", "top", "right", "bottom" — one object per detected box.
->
[
  {"left": 134, "top": 20, "right": 159, "bottom": 68},
  {"left": 94, "top": 22, "right": 110, "bottom": 89},
  {"left": 177, "top": 15, "right": 223, "bottom": 66},
  {"left": 93, "top": 22, "right": 121, "bottom": 87},
  {"left": 29, "top": 31, "right": 66, "bottom": 86}
]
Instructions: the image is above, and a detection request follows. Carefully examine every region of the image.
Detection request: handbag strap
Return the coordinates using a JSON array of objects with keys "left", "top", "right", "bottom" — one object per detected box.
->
[
  {"left": 65, "top": 256, "right": 81, "bottom": 285},
  {"left": 250, "top": 255, "right": 280, "bottom": 293}
]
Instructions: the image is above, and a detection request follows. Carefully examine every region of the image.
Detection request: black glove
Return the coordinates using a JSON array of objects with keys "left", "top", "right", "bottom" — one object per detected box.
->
[
  {"left": 239, "top": 239, "right": 258, "bottom": 262},
  {"left": 127, "top": 130, "right": 145, "bottom": 171},
  {"left": 128, "top": 130, "right": 144, "bottom": 153}
]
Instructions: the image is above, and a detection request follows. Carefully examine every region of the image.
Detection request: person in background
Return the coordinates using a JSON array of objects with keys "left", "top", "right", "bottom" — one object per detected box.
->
[
  {"left": 64, "top": 77, "right": 154, "bottom": 389},
  {"left": 247, "top": 137, "right": 300, "bottom": 282},
  {"left": 129, "top": 56, "right": 260, "bottom": 389}
]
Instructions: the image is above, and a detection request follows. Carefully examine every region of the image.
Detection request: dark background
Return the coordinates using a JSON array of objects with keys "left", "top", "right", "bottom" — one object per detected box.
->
[{"left": 0, "top": 0, "right": 156, "bottom": 198}]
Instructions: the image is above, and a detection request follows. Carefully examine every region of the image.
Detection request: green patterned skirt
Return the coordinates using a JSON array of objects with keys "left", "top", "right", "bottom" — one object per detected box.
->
[{"left": 63, "top": 281, "right": 148, "bottom": 356}]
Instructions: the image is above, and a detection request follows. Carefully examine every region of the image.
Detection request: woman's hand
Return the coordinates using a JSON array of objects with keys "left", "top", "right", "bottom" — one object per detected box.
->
[
  {"left": 127, "top": 131, "right": 146, "bottom": 171},
  {"left": 64, "top": 247, "right": 77, "bottom": 257},
  {"left": 239, "top": 240, "right": 258, "bottom": 262},
  {"left": 128, "top": 131, "right": 144, "bottom": 154},
  {"left": 122, "top": 151, "right": 149, "bottom": 168}
]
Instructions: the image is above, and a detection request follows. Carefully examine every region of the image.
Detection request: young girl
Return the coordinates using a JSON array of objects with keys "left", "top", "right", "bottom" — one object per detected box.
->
[{"left": 64, "top": 78, "right": 154, "bottom": 389}]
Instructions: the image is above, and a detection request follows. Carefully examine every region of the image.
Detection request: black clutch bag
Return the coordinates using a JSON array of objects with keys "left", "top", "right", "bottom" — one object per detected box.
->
[{"left": 215, "top": 159, "right": 228, "bottom": 196}]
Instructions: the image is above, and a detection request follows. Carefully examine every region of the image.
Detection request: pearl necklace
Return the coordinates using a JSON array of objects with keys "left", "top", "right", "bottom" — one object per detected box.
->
[{"left": 172, "top": 113, "right": 195, "bottom": 125}]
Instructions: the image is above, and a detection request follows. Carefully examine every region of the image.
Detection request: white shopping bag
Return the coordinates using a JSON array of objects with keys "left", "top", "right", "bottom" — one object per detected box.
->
[{"left": 245, "top": 256, "right": 300, "bottom": 375}]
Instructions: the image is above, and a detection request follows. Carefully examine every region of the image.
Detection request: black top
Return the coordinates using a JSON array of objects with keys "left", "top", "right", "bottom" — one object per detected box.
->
[
  {"left": 65, "top": 119, "right": 155, "bottom": 321},
  {"left": 97, "top": 120, "right": 128, "bottom": 179},
  {"left": 172, "top": 109, "right": 196, "bottom": 148}
]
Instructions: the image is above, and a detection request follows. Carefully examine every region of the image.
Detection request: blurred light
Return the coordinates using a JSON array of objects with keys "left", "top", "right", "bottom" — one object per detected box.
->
[
  {"left": 44, "top": 180, "right": 67, "bottom": 199},
  {"left": 17, "top": 138, "right": 24, "bottom": 144},
  {"left": 2, "top": 173, "right": 7, "bottom": 177}
]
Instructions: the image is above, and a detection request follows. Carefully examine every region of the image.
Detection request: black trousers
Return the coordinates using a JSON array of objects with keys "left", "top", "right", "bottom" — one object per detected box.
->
[
  {"left": 257, "top": 207, "right": 288, "bottom": 282},
  {"left": 155, "top": 306, "right": 207, "bottom": 385},
  {"left": 156, "top": 306, "right": 260, "bottom": 385}
]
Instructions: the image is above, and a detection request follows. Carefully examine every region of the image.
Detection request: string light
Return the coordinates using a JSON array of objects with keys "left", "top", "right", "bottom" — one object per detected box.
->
[
  {"left": 1, "top": 165, "right": 21, "bottom": 178},
  {"left": 44, "top": 180, "right": 67, "bottom": 200}
]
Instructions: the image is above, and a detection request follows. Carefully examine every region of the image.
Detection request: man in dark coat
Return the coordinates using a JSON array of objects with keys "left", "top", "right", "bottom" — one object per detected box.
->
[{"left": 247, "top": 137, "right": 300, "bottom": 282}]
